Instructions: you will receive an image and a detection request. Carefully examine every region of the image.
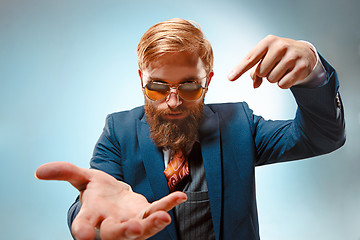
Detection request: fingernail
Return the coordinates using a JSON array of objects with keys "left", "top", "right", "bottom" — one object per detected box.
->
[
  {"left": 154, "top": 218, "right": 170, "bottom": 229},
  {"left": 177, "top": 198, "right": 186, "bottom": 204},
  {"left": 178, "top": 194, "right": 188, "bottom": 204},
  {"left": 155, "top": 218, "right": 164, "bottom": 226},
  {"left": 227, "top": 70, "right": 236, "bottom": 80}
]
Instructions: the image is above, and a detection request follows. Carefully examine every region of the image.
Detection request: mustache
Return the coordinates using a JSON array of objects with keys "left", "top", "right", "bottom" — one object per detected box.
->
[{"left": 158, "top": 106, "right": 188, "bottom": 115}]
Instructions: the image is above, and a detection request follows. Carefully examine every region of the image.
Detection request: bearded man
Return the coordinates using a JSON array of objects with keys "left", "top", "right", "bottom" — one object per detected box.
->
[{"left": 36, "top": 18, "right": 345, "bottom": 240}]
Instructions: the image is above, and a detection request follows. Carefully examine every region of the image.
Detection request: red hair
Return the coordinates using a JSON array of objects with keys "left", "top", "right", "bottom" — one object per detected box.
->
[{"left": 137, "top": 18, "right": 213, "bottom": 74}]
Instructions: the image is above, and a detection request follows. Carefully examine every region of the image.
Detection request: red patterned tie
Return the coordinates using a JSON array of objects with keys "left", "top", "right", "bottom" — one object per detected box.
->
[{"left": 164, "top": 149, "right": 189, "bottom": 192}]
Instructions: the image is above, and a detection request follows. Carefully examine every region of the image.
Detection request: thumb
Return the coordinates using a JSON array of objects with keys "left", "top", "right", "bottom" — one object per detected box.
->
[
  {"left": 35, "top": 161, "right": 90, "bottom": 191},
  {"left": 250, "top": 69, "right": 263, "bottom": 89}
]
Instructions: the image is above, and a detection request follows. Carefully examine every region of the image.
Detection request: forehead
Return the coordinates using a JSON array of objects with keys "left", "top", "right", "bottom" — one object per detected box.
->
[{"left": 143, "top": 52, "right": 206, "bottom": 82}]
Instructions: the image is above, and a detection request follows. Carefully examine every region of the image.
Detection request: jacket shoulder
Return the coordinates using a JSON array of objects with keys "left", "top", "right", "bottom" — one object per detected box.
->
[
  {"left": 108, "top": 106, "right": 145, "bottom": 122},
  {"left": 206, "top": 102, "right": 253, "bottom": 121},
  {"left": 101, "top": 106, "right": 145, "bottom": 142}
]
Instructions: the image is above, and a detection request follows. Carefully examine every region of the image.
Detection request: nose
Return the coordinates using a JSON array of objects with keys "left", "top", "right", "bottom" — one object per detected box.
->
[{"left": 166, "top": 87, "right": 182, "bottom": 108}]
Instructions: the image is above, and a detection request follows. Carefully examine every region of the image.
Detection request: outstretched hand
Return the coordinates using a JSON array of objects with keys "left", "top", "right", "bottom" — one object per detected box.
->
[
  {"left": 228, "top": 35, "right": 317, "bottom": 89},
  {"left": 35, "top": 162, "right": 187, "bottom": 240}
]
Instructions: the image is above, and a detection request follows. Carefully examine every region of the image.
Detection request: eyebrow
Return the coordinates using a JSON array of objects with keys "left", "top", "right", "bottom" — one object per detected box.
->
[{"left": 148, "top": 76, "right": 203, "bottom": 83}]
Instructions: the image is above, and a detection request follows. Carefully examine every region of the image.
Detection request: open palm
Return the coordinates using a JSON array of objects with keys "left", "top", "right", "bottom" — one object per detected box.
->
[{"left": 36, "top": 162, "right": 186, "bottom": 240}]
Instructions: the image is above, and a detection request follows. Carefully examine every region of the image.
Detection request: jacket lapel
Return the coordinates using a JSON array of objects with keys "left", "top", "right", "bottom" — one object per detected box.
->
[
  {"left": 136, "top": 116, "right": 177, "bottom": 240},
  {"left": 136, "top": 105, "right": 223, "bottom": 240},
  {"left": 199, "top": 105, "right": 222, "bottom": 240}
]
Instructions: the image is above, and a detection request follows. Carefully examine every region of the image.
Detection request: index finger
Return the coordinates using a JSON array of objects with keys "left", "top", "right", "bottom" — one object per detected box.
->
[
  {"left": 35, "top": 161, "right": 90, "bottom": 191},
  {"left": 227, "top": 39, "right": 268, "bottom": 81}
]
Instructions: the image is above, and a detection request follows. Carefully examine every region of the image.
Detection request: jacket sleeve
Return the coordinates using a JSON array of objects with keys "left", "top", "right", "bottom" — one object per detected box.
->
[{"left": 248, "top": 54, "right": 345, "bottom": 166}]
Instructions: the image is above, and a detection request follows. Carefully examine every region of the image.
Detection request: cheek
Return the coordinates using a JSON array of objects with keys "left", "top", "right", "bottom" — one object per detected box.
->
[
  {"left": 182, "top": 103, "right": 194, "bottom": 110},
  {"left": 183, "top": 99, "right": 203, "bottom": 108},
  {"left": 145, "top": 98, "right": 166, "bottom": 111}
]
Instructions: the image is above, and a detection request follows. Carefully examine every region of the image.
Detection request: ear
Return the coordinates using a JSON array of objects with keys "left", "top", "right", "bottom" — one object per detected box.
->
[
  {"left": 205, "top": 71, "right": 214, "bottom": 92},
  {"left": 138, "top": 69, "right": 143, "bottom": 87}
]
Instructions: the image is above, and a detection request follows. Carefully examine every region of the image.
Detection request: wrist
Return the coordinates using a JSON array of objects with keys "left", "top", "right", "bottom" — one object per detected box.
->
[{"left": 294, "top": 41, "right": 327, "bottom": 88}]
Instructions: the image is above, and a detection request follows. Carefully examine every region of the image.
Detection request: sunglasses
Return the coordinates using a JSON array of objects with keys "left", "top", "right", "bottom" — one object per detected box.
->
[{"left": 143, "top": 79, "right": 207, "bottom": 101}]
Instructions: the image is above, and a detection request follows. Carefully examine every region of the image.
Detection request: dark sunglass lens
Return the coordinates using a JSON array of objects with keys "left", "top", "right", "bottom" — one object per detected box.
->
[
  {"left": 146, "top": 82, "right": 168, "bottom": 92},
  {"left": 145, "top": 82, "right": 169, "bottom": 100},
  {"left": 178, "top": 83, "right": 203, "bottom": 100}
]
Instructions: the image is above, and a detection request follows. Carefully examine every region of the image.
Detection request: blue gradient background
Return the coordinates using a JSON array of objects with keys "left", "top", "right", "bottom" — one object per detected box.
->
[{"left": 1, "top": 0, "right": 359, "bottom": 239}]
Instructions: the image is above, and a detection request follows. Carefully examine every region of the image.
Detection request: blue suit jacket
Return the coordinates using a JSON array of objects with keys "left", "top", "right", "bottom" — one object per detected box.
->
[{"left": 68, "top": 56, "right": 345, "bottom": 239}]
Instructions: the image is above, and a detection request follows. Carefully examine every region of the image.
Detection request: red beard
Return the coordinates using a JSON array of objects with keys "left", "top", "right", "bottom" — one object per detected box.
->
[{"left": 144, "top": 101, "right": 204, "bottom": 151}]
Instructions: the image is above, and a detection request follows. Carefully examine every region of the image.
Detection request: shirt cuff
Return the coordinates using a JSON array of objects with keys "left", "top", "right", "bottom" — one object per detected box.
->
[{"left": 294, "top": 41, "right": 328, "bottom": 88}]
